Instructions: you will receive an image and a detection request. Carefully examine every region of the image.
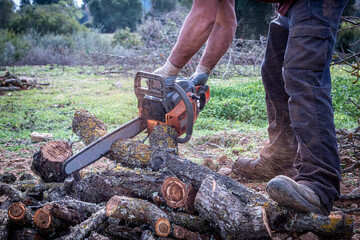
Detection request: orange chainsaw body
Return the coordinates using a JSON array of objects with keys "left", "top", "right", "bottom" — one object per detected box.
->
[{"left": 146, "top": 86, "right": 210, "bottom": 136}]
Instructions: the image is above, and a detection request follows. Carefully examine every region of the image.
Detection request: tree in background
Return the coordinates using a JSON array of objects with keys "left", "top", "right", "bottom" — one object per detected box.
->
[
  {"left": 32, "top": 0, "right": 59, "bottom": 4},
  {"left": 235, "top": 0, "right": 273, "bottom": 39},
  {"left": 88, "top": 0, "right": 142, "bottom": 33},
  {"left": 152, "top": 0, "right": 177, "bottom": 14},
  {"left": 20, "top": 0, "right": 31, "bottom": 8},
  {"left": 0, "top": 0, "right": 15, "bottom": 29},
  {"left": 9, "top": 4, "right": 85, "bottom": 35}
]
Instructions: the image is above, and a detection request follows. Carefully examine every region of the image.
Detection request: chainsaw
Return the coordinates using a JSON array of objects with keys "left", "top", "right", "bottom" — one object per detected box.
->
[{"left": 62, "top": 71, "right": 210, "bottom": 176}]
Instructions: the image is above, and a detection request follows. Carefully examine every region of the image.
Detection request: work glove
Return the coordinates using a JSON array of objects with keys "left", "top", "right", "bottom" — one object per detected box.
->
[{"left": 189, "top": 65, "right": 210, "bottom": 86}]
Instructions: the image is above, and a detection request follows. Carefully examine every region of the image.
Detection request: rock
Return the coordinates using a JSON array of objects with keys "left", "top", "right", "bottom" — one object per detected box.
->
[
  {"left": 217, "top": 167, "right": 232, "bottom": 175},
  {"left": 30, "top": 132, "right": 54, "bottom": 142}
]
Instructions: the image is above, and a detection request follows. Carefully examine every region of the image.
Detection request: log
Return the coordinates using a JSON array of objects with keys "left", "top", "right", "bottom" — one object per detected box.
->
[
  {"left": 0, "top": 86, "right": 21, "bottom": 91},
  {"left": 8, "top": 227, "right": 44, "bottom": 240},
  {"left": 62, "top": 207, "right": 107, "bottom": 240},
  {"left": 141, "top": 230, "right": 157, "bottom": 240},
  {"left": 149, "top": 125, "right": 178, "bottom": 155},
  {"left": 195, "top": 176, "right": 355, "bottom": 239},
  {"left": 88, "top": 232, "right": 110, "bottom": 240},
  {"left": 194, "top": 176, "right": 270, "bottom": 240},
  {"left": 41, "top": 202, "right": 81, "bottom": 225},
  {"left": 106, "top": 195, "right": 171, "bottom": 237},
  {"left": 172, "top": 224, "right": 201, "bottom": 240},
  {"left": 0, "top": 172, "right": 17, "bottom": 184},
  {"left": 0, "top": 209, "right": 9, "bottom": 240},
  {"left": 148, "top": 150, "right": 269, "bottom": 207},
  {"left": 72, "top": 109, "right": 108, "bottom": 145},
  {"left": 104, "top": 224, "right": 142, "bottom": 240},
  {"left": 32, "top": 141, "right": 73, "bottom": 182},
  {"left": 47, "top": 199, "right": 101, "bottom": 216},
  {"left": 8, "top": 202, "right": 33, "bottom": 226},
  {"left": 263, "top": 203, "right": 355, "bottom": 239},
  {"left": 33, "top": 208, "right": 65, "bottom": 234},
  {"left": 110, "top": 139, "right": 155, "bottom": 168},
  {"left": 166, "top": 211, "right": 212, "bottom": 233},
  {"left": 69, "top": 166, "right": 190, "bottom": 209}
]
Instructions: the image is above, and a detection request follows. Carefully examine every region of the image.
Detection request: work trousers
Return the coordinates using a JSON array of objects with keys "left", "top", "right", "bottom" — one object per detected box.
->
[{"left": 261, "top": 0, "right": 349, "bottom": 212}]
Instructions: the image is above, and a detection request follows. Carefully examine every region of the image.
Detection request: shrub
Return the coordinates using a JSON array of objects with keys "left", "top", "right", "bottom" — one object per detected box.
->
[
  {"left": 0, "top": 29, "right": 30, "bottom": 65},
  {"left": 112, "top": 27, "right": 144, "bottom": 48}
]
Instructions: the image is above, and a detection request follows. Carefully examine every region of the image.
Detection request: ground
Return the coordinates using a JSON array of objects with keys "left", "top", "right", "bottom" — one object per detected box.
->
[{"left": 0, "top": 129, "right": 359, "bottom": 239}]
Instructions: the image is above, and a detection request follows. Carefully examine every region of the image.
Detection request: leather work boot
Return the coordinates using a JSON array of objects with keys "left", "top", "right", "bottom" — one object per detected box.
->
[
  {"left": 232, "top": 157, "right": 296, "bottom": 181},
  {"left": 266, "top": 175, "right": 329, "bottom": 216}
]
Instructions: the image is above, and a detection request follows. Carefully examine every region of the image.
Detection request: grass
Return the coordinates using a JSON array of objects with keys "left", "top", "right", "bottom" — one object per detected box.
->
[{"left": 0, "top": 65, "right": 359, "bottom": 152}]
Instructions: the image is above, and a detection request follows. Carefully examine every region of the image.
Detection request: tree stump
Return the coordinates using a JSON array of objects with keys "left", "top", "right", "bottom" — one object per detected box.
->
[
  {"left": 32, "top": 141, "right": 73, "bottom": 182},
  {"left": 106, "top": 195, "right": 171, "bottom": 237}
]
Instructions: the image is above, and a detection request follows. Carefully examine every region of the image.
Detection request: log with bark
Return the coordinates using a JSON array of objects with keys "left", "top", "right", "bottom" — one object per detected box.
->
[
  {"left": 72, "top": 109, "right": 108, "bottom": 146},
  {"left": 0, "top": 209, "right": 9, "bottom": 240},
  {"left": 32, "top": 141, "right": 73, "bottom": 183},
  {"left": 195, "top": 176, "right": 355, "bottom": 239},
  {"left": 68, "top": 166, "right": 195, "bottom": 212},
  {"left": 106, "top": 195, "right": 171, "bottom": 237},
  {"left": 8, "top": 202, "right": 33, "bottom": 227},
  {"left": 194, "top": 176, "right": 270, "bottom": 240}
]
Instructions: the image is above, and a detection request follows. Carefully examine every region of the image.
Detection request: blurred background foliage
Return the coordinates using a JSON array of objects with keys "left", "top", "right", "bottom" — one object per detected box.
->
[{"left": 0, "top": 0, "right": 359, "bottom": 66}]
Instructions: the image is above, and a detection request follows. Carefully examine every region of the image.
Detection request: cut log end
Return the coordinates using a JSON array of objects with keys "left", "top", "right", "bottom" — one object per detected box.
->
[
  {"left": 161, "top": 177, "right": 188, "bottom": 209},
  {"left": 8, "top": 203, "right": 26, "bottom": 221},
  {"left": 34, "top": 209, "right": 52, "bottom": 229},
  {"left": 155, "top": 218, "right": 170, "bottom": 237},
  {"left": 32, "top": 141, "right": 73, "bottom": 182}
]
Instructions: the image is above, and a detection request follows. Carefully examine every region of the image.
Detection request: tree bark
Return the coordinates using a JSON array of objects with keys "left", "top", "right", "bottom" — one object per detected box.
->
[
  {"left": 106, "top": 195, "right": 171, "bottom": 238},
  {"left": 8, "top": 227, "right": 44, "bottom": 240},
  {"left": 0, "top": 209, "right": 9, "bottom": 240},
  {"left": 61, "top": 207, "right": 107, "bottom": 240},
  {"left": 194, "top": 176, "right": 270, "bottom": 240},
  {"left": 72, "top": 109, "right": 108, "bottom": 146},
  {"left": 166, "top": 211, "right": 213, "bottom": 234},
  {"left": 32, "top": 141, "right": 73, "bottom": 183},
  {"left": 172, "top": 224, "right": 201, "bottom": 240},
  {"left": 264, "top": 202, "right": 355, "bottom": 239}
]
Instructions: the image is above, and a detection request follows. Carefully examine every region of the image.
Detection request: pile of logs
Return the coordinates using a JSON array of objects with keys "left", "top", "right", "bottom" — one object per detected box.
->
[
  {"left": 0, "top": 71, "right": 48, "bottom": 92},
  {"left": 0, "top": 109, "right": 356, "bottom": 239}
]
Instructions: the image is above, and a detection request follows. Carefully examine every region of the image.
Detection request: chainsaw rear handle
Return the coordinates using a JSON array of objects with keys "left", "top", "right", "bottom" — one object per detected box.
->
[{"left": 172, "top": 83, "right": 194, "bottom": 143}]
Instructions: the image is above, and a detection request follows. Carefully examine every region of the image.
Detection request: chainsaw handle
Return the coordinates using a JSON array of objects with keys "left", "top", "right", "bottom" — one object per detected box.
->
[{"left": 172, "top": 83, "right": 194, "bottom": 143}]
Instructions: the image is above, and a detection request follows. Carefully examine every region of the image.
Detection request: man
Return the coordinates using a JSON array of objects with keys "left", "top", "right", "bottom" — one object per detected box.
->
[{"left": 154, "top": 0, "right": 349, "bottom": 216}]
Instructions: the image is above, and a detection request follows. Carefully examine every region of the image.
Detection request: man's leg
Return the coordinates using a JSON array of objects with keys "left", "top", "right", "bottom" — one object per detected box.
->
[
  {"left": 267, "top": 0, "right": 349, "bottom": 215},
  {"left": 233, "top": 15, "right": 297, "bottom": 180}
]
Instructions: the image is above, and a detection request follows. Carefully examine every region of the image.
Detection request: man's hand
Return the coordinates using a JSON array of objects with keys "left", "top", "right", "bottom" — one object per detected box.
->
[
  {"left": 189, "top": 65, "right": 210, "bottom": 86},
  {"left": 189, "top": 73, "right": 209, "bottom": 86}
]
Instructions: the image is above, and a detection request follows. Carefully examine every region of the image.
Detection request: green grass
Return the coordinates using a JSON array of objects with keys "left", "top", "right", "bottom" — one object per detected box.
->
[{"left": 0, "top": 65, "right": 358, "bottom": 151}]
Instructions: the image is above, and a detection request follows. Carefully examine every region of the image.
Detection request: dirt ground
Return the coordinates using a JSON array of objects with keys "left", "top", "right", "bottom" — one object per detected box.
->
[{"left": 0, "top": 129, "right": 359, "bottom": 239}]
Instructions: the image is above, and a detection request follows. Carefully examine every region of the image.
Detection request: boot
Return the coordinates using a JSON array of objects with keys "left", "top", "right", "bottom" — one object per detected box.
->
[
  {"left": 232, "top": 157, "right": 296, "bottom": 181},
  {"left": 266, "top": 175, "right": 329, "bottom": 215}
]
